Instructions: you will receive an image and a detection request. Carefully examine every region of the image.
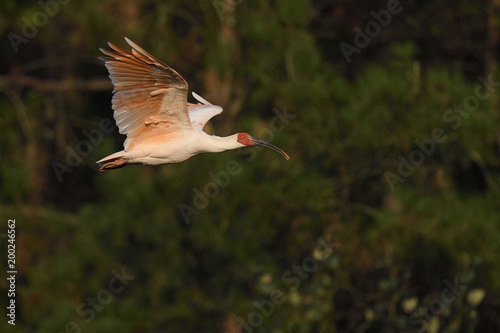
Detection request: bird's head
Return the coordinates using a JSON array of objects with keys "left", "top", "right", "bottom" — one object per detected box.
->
[{"left": 237, "top": 133, "right": 290, "bottom": 160}]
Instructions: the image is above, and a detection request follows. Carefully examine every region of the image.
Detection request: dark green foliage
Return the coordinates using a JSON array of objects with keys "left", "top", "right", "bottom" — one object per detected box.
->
[{"left": 0, "top": 0, "right": 499, "bottom": 332}]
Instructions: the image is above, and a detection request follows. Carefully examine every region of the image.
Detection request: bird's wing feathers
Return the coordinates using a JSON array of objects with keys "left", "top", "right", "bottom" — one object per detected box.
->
[
  {"left": 99, "top": 37, "right": 190, "bottom": 150},
  {"left": 192, "top": 91, "right": 213, "bottom": 105},
  {"left": 188, "top": 92, "right": 223, "bottom": 130},
  {"left": 189, "top": 105, "right": 223, "bottom": 131}
]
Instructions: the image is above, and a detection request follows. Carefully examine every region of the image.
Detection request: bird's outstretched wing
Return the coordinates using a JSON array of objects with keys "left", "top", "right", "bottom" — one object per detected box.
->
[
  {"left": 188, "top": 92, "right": 223, "bottom": 131},
  {"left": 99, "top": 37, "right": 190, "bottom": 150}
]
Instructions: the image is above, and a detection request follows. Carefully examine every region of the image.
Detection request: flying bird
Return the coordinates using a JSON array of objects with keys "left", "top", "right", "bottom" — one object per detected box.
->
[{"left": 97, "top": 38, "right": 289, "bottom": 171}]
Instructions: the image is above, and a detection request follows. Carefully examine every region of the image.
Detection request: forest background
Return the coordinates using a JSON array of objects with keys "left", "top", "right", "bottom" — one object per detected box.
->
[{"left": 0, "top": 0, "right": 499, "bottom": 332}]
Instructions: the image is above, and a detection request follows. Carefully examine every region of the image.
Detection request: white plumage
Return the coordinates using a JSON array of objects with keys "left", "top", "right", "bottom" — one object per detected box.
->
[{"left": 97, "top": 38, "right": 289, "bottom": 171}]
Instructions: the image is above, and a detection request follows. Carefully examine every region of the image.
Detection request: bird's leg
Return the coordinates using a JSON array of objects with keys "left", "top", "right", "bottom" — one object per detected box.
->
[{"left": 99, "top": 157, "right": 128, "bottom": 171}]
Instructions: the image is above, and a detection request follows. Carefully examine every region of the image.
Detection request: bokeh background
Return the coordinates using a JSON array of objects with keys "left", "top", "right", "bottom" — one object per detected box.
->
[{"left": 1, "top": 0, "right": 500, "bottom": 332}]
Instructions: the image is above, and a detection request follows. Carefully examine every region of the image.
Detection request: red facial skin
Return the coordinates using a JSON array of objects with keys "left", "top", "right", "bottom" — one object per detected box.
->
[{"left": 237, "top": 133, "right": 254, "bottom": 146}]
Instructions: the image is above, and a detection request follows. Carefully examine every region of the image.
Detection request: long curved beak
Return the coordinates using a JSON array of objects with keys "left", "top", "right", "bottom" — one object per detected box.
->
[{"left": 251, "top": 137, "right": 290, "bottom": 160}]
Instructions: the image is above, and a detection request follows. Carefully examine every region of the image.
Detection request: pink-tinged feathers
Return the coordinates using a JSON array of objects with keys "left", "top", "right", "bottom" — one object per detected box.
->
[{"left": 97, "top": 38, "right": 290, "bottom": 171}]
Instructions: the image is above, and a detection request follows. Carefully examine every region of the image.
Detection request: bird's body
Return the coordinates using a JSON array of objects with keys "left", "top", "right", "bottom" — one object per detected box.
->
[
  {"left": 108, "top": 131, "right": 242, "bottom": 166},
  {"left": 97, "top": 38, "right": 289, "bottom": 171}
]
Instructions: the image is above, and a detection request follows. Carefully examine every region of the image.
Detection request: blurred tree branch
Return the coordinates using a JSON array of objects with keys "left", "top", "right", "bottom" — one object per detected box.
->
[{"left": 0, "top": 75, "right": 111, "bottom": 91}]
